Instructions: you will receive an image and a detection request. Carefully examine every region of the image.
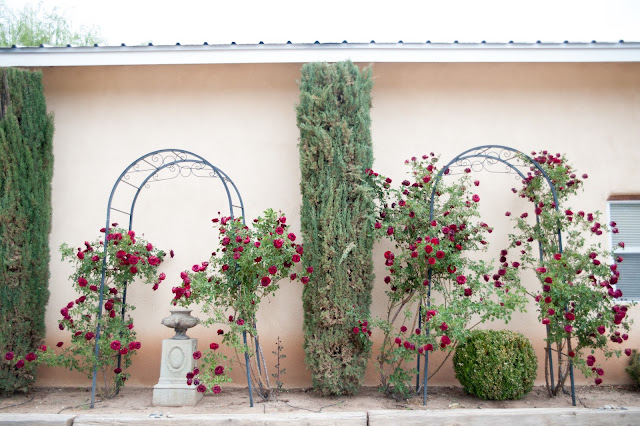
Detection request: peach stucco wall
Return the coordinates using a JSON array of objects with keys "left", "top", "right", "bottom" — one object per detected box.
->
[{"left": 37, "top": 62, "right": 640, "bottom": 389}]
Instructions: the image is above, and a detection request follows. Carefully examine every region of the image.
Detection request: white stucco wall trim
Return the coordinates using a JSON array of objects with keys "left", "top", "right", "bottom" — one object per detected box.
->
[{"left": 1, "top": 42, "right": 640, "bottom": 67}]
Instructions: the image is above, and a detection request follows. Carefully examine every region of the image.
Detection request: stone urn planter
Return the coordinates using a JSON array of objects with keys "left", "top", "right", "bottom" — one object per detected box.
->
[{"left": 161, "top": 308, "right": 200, "bottom": 340}]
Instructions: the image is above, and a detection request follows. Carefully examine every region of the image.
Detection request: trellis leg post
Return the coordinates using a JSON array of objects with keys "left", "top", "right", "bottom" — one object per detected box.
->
[
  {"left": 243, "top": 330, "right": 254, "bottom": 407},
  {"left": 415, "top": 306, "right": 421, "bottom": 392}
]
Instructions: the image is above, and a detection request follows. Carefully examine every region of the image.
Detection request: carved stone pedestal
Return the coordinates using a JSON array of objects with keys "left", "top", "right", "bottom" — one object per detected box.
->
[
  {"left": 153, "top": 308, "right": 202, "bottom": 406},
  {"left": 152, "top": 338, "right": 202, "bottom": 406}
]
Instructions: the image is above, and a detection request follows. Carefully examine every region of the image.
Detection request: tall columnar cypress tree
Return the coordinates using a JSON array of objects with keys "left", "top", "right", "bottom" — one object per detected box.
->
[
  {"left": 0, "top": 68, "right": 54, "bottom": 394},
  {"left": 296, "top": 61, "right": 374, "bottom": 395}
]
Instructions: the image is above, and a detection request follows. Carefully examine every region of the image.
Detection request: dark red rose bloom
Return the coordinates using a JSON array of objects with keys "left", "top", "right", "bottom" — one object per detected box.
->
[
  {"left": 400, "top": 326, "right": 407, "bottom": 333},
  {"left": 77, "top": 251, "right": 84, "bottom": 260},
  {"left": 394, "top": 337, "right": 402, "bottom": 345},
  {"left": 387, "top": 226, "right": 394, "bottom": 236},
  {"left": 110, "top": 340, "right": 121, "bottom": 351},
  {"left": 290, "top": 273, "right": 297, "bottom": 280},
  {"left": 217, "top": 329, "right": 224, "bottom": 335},
  {"left": 16, "top": 359, "right": 25, "bottom": 369},
  {"left": 5, "top": 352, "right": 14, "bottom": 361},
  {"left": 301, "top": 276, "right": 309, "bottom": 284},
  {"left": 436, "top": 250, "right": 445, "bottom": 259},
  {"left": 210, "top": 342, "right": 220, "bottom": 350},
  {"left": 472, "top": 194, "right": 480, "bottom": 202},
  {"left": 212, "top": 385, "right": 221, "bottom": 394},
  {"left": 130, "top": 266, "right": 138, "bottom": 274},
  {"left": 273, "top": 239, "right": 284, "bottom": 249},
  {"left": 261, "top": 276, "right": 271, "bottom": 287},
  {"left": 215, "top": 365, "right": 224, "bottom": 375},
  {"left": 456, "top": 275, "right": 466, "bottom": 285},
  {"left": 268, "top": 265, "right": 278, "bottom": 275},
  {"left": 353, "top": 327, "right": 360, "bottom": 334},
  {"left": 307, "top": 266, "right": 314, "bottom": 274},
  {"left": 85, "top": 332, "right": 95, "bottom": 341},
  {"left": 193, "top": 351, "right": 202, "bottom": 360},
  {"left": 56, "top": 342, "right": 63, "bottom": 347},
  {"left": 197, "top": 384, "right": 206, "bottom": 393},
  {"left": 440, "top": 335, "right": 451, "bottom": 346},
  {"left": 119, "top": 348, "right": 128, "bottom": 355},
  {"left": 25, "top": 352, "right": 36, "bottom": 362},
  {"left": 237, "top": 319, "right": 245, "bottom": 326},
  {"left": 464, "top": 288, "right": 472, "bottom": 297},
  {"left": 564, "top": 325, "right": 573, "bottom": 333}
]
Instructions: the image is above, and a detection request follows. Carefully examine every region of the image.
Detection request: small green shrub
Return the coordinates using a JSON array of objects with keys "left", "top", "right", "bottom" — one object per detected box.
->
[
  {"left": 626, "top": 350, "right": 640, "bottom": 385},
  {"left": 453, "top": 329, "right": 537, "bottom": 400}
]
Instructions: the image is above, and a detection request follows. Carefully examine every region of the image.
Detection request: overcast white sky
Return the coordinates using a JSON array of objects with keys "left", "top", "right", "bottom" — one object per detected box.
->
[{"left": 8, "top": 0, "right": 640, "bottom": 45}]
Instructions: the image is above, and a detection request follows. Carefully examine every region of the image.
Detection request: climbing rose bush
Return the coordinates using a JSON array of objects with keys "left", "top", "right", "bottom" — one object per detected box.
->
[
  {"left": 173, "top": 208, "right": 309, "bottom": 398},
  {"left": 2, "top": 226, "right": 168, "bottom": 398},
  {"left": 508, "top": 150, "right": 635, "bottom": 394},
  {"left": 366, "top": 154, "right": 527, "bottom": 399}
]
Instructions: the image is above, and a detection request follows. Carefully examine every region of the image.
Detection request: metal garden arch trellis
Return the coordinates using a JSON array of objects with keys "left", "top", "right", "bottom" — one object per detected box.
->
[
  {"left": 89, "top": 149, "right": 255, "bottom": 408},
  {"left": 415, "top": 145, "right": 576, "bottom": 407}
]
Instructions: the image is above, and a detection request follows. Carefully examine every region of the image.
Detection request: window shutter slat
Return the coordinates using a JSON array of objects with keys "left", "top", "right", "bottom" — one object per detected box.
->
[
  {"left": 610, "top": 204, "right": 640, "bottom": 246},
  {"left": 616, "top": 253, "right": 640, "bottom": 301}
]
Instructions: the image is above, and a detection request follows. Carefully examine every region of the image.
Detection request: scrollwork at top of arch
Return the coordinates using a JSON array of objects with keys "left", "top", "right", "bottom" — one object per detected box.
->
[
  {"left": 442, "top": 146, "right": 531, "bottom": 180},
  {"left": 120, "top": 150, "right": 220, "bottom": 188}
]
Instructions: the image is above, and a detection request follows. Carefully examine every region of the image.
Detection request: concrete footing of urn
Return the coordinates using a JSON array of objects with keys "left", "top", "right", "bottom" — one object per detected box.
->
[{"left": 152, "top": 338, "right": 203, "bottom": 407}]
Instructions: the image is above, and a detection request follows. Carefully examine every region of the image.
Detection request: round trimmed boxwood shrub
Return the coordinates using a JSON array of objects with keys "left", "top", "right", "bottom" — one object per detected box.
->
[
  {"left": 626, "top": 349, "right": 640, "bottom": 385},
  {"left": 453, "top": 329, "right": 537, "bottom": 400}
]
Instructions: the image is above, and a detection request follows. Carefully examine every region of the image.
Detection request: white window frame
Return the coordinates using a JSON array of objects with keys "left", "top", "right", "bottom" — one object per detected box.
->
[{"left": 607, "top": 200, "right": 640, "bottom": 302}]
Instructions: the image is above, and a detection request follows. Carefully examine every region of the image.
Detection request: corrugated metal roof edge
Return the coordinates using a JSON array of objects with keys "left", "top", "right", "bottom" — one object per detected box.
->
[{"left": 2, "top": 41, "right": 640, "bottom": 66}]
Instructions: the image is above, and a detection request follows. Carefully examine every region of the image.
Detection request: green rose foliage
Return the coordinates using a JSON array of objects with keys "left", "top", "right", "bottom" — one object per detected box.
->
[
  {"left": 508, "top": 150, "right": 635, "bottom": 392},
  {"left": 173, "top": 208, "right": 307, "bottom": 398},
  {"left": 453, "top": 329, "right": 537, "bottom": 400},
  {"left": 366, "top": 154, "right": 528, "bottom": 399},
  {"left": 1, "top": 227, "right": 168, "bottom": 398}
]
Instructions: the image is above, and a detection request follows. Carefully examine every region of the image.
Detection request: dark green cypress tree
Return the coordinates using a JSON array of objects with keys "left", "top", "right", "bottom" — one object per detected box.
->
[
  {"left": 0, "top": 68, "right": 54, "bottom": 394},
  {"left": 296, "top": 61, "right": 374, "bottom": 395}
]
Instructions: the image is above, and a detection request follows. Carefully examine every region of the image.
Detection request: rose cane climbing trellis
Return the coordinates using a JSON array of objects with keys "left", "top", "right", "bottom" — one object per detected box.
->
[
  {"left": 416, "top": 145, "right": 576, "bottom": 406},
  {"left": 90, "top": 149, "right": 257, "bottom": 408}
]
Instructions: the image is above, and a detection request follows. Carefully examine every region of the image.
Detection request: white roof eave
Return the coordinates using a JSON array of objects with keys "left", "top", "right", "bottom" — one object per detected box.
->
[{"left": 1, "top": 42, "right": 639, "bottom": 67}]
